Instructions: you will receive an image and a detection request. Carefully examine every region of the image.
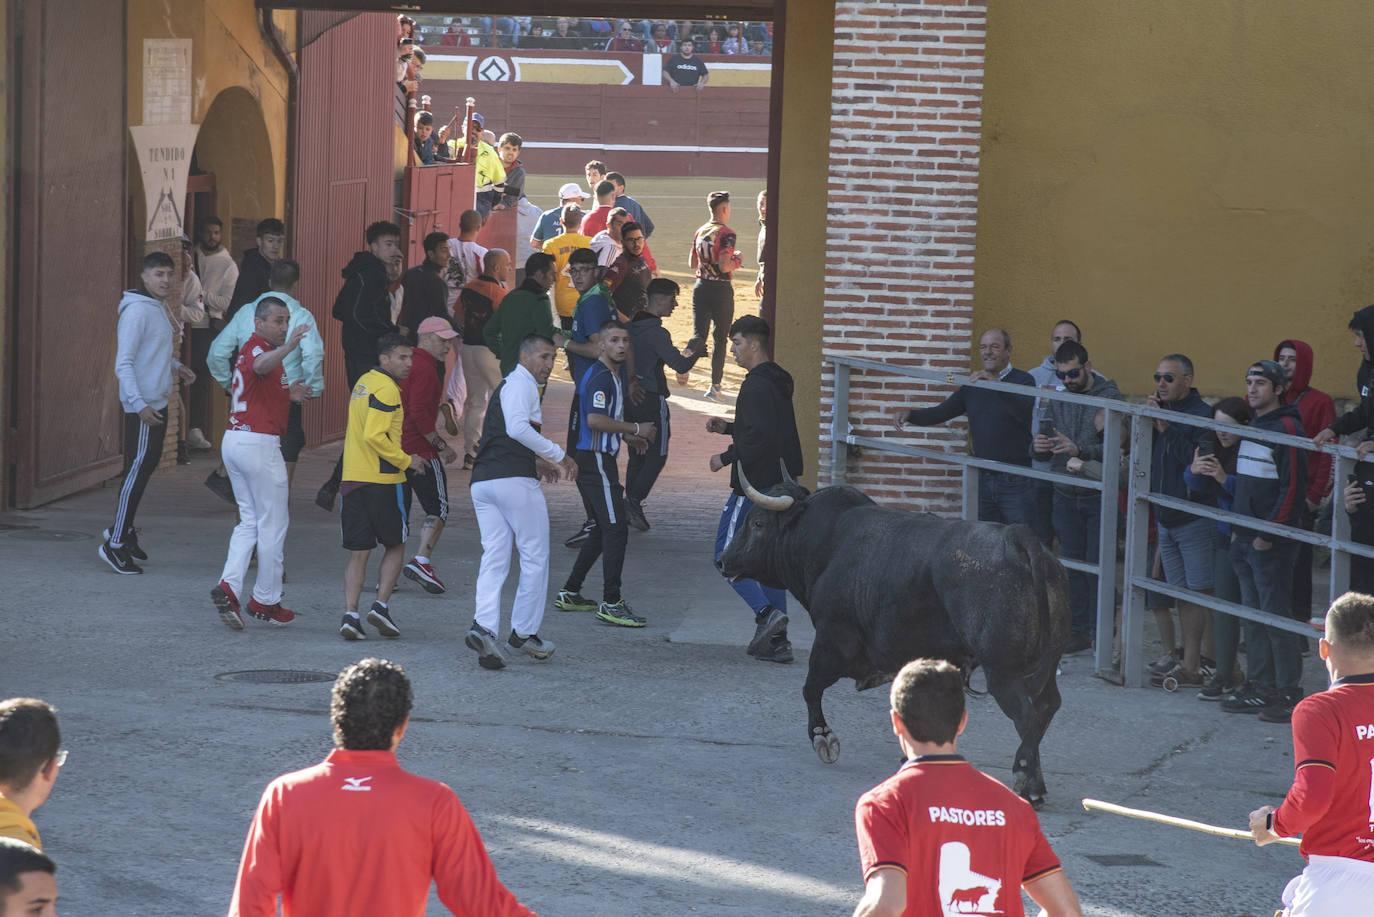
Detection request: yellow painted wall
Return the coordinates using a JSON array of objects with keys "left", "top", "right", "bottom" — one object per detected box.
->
[
  {"left": 977, "top": 1, "right": 1374, "bottom": 401},
  {"left": 772, "top": 0, "right": 835, "bottom": 488},
  {"left": 126, "top": 0, "right": 291, "bottom": 251}
]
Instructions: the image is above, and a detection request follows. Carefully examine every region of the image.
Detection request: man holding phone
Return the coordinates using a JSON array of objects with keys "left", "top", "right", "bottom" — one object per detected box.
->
[
  {"left": 100, "top": 251, "right": 196, "bottom": 575},
  {"left": 892, "top": 328, "right": 1037, "bottom": 526}
]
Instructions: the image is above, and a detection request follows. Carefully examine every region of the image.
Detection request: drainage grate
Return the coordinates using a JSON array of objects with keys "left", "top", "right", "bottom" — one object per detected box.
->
[
  {"left": 216, "top": 670, "right": 336, "bottom": 684},
  {"left": 1084, "top": 854, "right": 1164, "bottom": 868},
  {"left": 5, "top": 529, "right": 93, "bottom": 541}
]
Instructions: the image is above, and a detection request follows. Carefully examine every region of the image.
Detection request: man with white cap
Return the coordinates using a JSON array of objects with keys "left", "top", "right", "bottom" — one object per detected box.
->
[
  {"left": 529, "top": 182, "right": 589, "bottom": 251},
  {"left": 399, "top": 317, "right": 462, "bottom": 595}
]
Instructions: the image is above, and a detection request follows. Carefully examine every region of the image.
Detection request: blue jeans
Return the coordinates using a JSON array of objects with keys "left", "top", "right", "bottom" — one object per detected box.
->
[
  {"left": 492, "top": 17, "right": 518, "bottom": 47},
  {"left": 977, "top": 470, "right": 1033, "bottom": 526},
  {"left": 1052, "top": 489, "right": 1101, "bottom": 636},
  {"left": 1229, "top": 537, "right": 1302, "bottom": 697},
  {"left": 715, "top": 493, "right": 788, "bottom": 617}
]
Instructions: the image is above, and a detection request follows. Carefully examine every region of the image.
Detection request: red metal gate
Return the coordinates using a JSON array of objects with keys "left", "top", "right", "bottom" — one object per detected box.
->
[{"left": 293, "top": 10, "right": 397, "bottom": 444}]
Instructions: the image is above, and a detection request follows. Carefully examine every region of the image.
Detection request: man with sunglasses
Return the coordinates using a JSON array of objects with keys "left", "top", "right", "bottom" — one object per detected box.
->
[
  {"left": 1034, "top": 340, "right": 1123, "bottom": 655},
  {"left": 1146, "top": 354, "right": 1216, "bottom": 689},
  {"left": 0, "top": 699, "right": 63, "bottom": 850},
  {"left": 892, "top": 328, "right": 1037, "bottom": 526}
]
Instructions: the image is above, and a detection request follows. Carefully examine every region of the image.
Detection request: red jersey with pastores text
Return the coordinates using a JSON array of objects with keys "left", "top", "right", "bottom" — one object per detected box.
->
[
  {"left": 229, "top": 332, "right": 289, "bottom": 436},
  {"left": 229, "top": 748, "right": 536, "bottom": 917},
  {"left": 855, "top": 756, "right": 1061, "bottom": 917},
  {"left": 1273, "top": 673, "right": 1374, "bottom": 861}
]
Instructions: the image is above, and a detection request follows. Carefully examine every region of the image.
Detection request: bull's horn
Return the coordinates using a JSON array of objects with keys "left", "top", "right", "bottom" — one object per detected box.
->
[
  {"left": 738, "top": 462, "right": 794, "bottom": 511},
  {"left": 779, "top": 457, "right": 797, "bottom": 485}
]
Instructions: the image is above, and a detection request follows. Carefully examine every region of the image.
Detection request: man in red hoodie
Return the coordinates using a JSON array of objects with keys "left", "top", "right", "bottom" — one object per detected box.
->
[
  {"left": 1276, "top": 339, "right": 1336, "bottom": 632},
  {"left": 399, "top": 317, "right": 461, "bottom": 595}
]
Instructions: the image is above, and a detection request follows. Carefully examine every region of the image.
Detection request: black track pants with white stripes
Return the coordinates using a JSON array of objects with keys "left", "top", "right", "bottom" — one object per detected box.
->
[{"left": 108, "top": 412, "right": 167, "bottom": 546}]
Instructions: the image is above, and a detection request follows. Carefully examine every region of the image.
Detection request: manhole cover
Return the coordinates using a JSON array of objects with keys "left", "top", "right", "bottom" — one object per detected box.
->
[
  {"left": 1084, "top": 854, "right": 1164, "bottom": 868},
  {"left": 216, "top": 670, "right": 336, "bottom": 684},
  {"left": 5, "top": 529, "right": 93, "bottom": 541}
]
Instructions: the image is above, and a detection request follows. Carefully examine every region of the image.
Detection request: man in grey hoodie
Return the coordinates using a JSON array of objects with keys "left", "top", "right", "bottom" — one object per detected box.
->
[
  {"left": 99, "top": 251, "right": 195, "bottom": 574},
  {"left": 1033, "top": 339, "right": 1123, "bottom": 652}
]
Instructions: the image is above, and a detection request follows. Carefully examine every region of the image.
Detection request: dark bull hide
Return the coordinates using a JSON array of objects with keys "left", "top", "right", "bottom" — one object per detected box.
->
[{"left": 716, "top": 469, "right": 1071, "bottom": 806}]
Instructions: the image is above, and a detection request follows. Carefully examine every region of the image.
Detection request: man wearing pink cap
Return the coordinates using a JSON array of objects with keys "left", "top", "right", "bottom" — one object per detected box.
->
[{"left": 399, "top": 316, "right": 461, "bottom": 594}]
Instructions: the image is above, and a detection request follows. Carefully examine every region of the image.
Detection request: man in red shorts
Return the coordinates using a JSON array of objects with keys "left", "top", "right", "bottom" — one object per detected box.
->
[
  {"left": 1250, "top": 591, "right": 1374, "bottom": 916},
  {"left": 852, "top": 659, "right": 1081, "bottom": 917},
  {"left": 229, "top": 658, "right": 538, "bottom": 916},
  {"left": 212, "top": 297, "right": 311, "bottom": 630}
]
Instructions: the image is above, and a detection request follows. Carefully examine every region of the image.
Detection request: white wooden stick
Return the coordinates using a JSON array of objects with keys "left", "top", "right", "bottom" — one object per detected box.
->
[{"left": 1081, "top": 798, "right": 1301, "bottom": 847}]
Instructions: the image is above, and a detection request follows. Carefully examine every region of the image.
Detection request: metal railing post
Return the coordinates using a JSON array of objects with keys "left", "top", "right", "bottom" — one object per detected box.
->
[
  {"left": 830, "top": 363, "right": 850, "bottom": 485},
  {"left": 1331, "top": 452, "right": 1356, "bottom": 609},
  {"left": 1094, "top": 406, "right": 1122, "bottom": 672},
  {"left": 1119, "top": 414, "right": 1153, "bottom": 687},
  {"left": 962, "top": 466, "right": 979, "bottom": 522}
]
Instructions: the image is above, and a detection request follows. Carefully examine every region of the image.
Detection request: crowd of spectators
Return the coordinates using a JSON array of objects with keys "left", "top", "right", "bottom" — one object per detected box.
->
[
  {"left": 893, "top": 316, "right": 1374, "bottom": 728},
  {"left": 411, "top": 15, "right": 773, "bottom": 54}
]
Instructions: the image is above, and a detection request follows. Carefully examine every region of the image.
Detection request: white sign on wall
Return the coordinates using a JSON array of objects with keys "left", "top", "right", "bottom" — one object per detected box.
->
[
  {"left": 142, "top": 39, "right": 192, "bottom": 125},
  {"left": 130, "top": 124, "right": 201, "bottom": 242}
]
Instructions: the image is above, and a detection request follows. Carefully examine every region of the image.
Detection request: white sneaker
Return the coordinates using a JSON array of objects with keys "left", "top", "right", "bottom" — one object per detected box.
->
[{"left": 188, "top": 427, "right": 214, "bottom": 451}]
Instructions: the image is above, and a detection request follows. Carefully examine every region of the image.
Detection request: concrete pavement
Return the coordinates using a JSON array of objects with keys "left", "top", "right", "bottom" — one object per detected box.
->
[{"left": 0, "top": 376, "right": 1323, "bottom": 916}]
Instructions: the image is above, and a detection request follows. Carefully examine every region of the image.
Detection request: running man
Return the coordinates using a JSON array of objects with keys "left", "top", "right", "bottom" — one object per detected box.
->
[
  {"left": 338, "top": 334, "right": 426, "bottom": 641},
  {"left": 852, "top": 659, "right": 1082, "bottom": 917},
  {"left": 100, "top": 251, "right": 196, "bottom": 574},
  {"left": 466, "top": 334, "right": 578, "bottom": 670},
  {"left": 555, "top": 321, "right": 655, "bottom": 628},
  {"left": 560, "top": 247, "right": 616, "bottom": 549},
  {"left": 399, "top": 317, "right": 461, "bottom": 595},
  {"left": 1250, "top": 591, "right": 1374, "bottom": 915},
  {"left": 211, "top": 297, "right": 311, "bottom": 629}
]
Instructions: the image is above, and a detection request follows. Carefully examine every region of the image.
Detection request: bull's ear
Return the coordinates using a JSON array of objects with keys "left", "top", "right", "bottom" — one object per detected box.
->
[{"left": 779, "top": 498, "right": 807, "bottom": 527}]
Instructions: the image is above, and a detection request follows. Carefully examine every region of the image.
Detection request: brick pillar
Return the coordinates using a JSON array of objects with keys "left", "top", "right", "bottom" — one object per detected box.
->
[{"left": 823, "top": 0, "right": 986, "bottom": 513}]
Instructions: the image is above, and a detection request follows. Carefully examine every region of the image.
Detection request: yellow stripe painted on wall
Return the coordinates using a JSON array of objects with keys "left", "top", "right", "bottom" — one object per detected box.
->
[
  {"left": 517, "top": 60, "right": 630, "bottom": 84},
  {"left": 700, "top": 65, "right": 771, "bottom": 88}
]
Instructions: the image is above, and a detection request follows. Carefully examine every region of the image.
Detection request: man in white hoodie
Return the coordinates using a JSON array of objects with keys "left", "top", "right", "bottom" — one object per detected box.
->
[{"left": 99, "top": 251, "right": 195, "bottom": 574}]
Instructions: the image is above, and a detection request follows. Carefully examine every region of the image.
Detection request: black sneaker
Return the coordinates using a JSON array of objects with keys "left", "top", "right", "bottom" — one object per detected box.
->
[
  {"left": 754, "top": 633, "right": 794, "bottom": 664},
  {"left": 554, "top": 590, "right": 598, "bottom": 612},
  {"left": 367, "top": 601, "right": 400, "bottom": 638},
  {"left": 103, "top": 527, "right": 147, "bottom": 561},
  {"left": 747, "top": 607, "right": 789, "bottom": 655},
  {"left": 1198, "top": 656, "right": 1217, "bottom": 680},
  {"left": 1258, "top": 689, "right": 1302, "bottom": 724},
  {"left": 314, "top": 482, "right": 337, "bottom": 512},
  {"left": 339, "top": 612, "right": 366, "bottom": 641},
  {"left": 98, "top": 540, "right": 142, "bottom": 575},
  {"left": 596, "top": 600, "right": 647, "bottom": 627},
  {"left": 205, "top": 470, "right": 236, "bottom": 505},
  {"left": 626, "top": 498, "right": 650, "bottom": 532},
  {"left": 466, "top": 623, "right": 507, "bottom": 669},
  {"left": 508, "top": 630, "right": 556, "bottom": 659},
  {"left": 1196, "top": 676, "right": 1238, "bottom": 701},
  {"left": 564, "top": 519, "right": 596, "bottom": 548},
  {"left": 1221, "top": 683, "right": 1272, "bottom": 714}
]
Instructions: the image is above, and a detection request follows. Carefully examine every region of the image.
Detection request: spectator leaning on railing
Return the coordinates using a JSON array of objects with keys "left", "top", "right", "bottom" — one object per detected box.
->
[{"left": 1222, "top": 360, "right": 1307, "bottom": 724}]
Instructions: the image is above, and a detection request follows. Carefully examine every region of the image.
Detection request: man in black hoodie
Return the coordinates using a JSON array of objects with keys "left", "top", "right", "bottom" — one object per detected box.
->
[
  {"left": 705, "top": 316, "right": 804, "bottom": 663},
  {"left": 225, "top": 218, "right": 284, "bottom": 322},
  {"left": 1313, "top": 305, "right": 1374, "bottom": 456},
  {"left": 1222, "top": 360, "right": 1307, "bottom": 723},
  {"left": 315, "top": 221, "right": 403, "bottom": 511}
]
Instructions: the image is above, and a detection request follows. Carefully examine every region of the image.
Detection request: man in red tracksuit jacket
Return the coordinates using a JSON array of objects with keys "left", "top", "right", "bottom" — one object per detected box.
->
[
  {"left": 1274, "top": 339, "right": 1336, "bottom": 630},
  {"left": 398, "top": 317, "right": 461, "bottom": 595}
]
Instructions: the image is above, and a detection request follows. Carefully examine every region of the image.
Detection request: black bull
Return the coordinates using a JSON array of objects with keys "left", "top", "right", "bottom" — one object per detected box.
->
[{"left": 716, "top": 479, "right": 1071, "bottom": 805}]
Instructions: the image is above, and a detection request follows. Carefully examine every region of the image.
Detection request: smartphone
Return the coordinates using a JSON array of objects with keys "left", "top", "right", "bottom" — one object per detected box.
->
[
  {"left": 1197, "top": 438, "right": 1215, "bottom": 458},
  {"left": 1038, "top": 419, "right": 1054, "bottom": 438}
]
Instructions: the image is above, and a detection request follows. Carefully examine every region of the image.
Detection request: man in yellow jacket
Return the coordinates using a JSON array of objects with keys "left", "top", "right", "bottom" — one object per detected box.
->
[
  {"left": 338, "top": 334, "right": 427, "bottom": 642},
  {"left": 0, "top": 699, "right": 62, "bottom": 850}
]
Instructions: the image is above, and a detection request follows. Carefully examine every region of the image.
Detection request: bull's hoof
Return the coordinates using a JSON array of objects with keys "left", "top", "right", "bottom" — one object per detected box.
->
[{"left": 812, "top": 730, "right": 840, "bottom": 764}]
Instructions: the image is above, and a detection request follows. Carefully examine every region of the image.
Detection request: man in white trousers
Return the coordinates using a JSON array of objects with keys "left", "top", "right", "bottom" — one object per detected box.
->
[
  {"left": 465, "top": 334, "right": 577, "bottom": 669},
  {"left": 211, "top": 297, "right": 311, "bottom": 629}
]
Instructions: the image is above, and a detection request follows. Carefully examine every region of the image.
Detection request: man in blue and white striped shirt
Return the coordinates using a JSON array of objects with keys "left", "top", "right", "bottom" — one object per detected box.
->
[{"left": 554, "top": 321, "right": 656, "bottom": 627}]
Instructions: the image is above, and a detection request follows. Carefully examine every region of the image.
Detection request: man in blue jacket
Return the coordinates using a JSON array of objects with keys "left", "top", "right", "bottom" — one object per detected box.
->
[
  {"left": 892, "top": 328, "right": 1036, "bottom": 525},
  {"left": 1223, "top": 360, "right": 1307, "bottom": 723},
  {"left": 1147, "top": 353, "right": 1215, "bottom": 688}
]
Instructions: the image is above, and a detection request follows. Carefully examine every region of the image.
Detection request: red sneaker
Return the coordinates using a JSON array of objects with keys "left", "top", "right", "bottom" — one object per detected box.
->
[
  {"left": 212, "top": 581, "right": 243, "bottom": 631},
  {"left": 248, "top": 599, "right": 296, "bottom": 626},
  {"left": 402, "top": 558, "right": 446, "bottom": 594}
]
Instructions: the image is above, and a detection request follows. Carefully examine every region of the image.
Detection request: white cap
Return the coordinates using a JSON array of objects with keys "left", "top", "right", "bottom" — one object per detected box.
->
[{"left": 558, "top": 182, "right": 589, "bottom": 201}]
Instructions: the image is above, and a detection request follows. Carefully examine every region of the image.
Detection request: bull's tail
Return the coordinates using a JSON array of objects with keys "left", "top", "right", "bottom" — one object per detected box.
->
[{"left": 1009, "top": 524, "right": 1070, "bottom": 669}]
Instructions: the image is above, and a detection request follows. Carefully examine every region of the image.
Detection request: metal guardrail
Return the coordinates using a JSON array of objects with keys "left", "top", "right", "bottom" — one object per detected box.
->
[{"left": 825, "top": 353, "right": 1366, "bottom": 687}]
